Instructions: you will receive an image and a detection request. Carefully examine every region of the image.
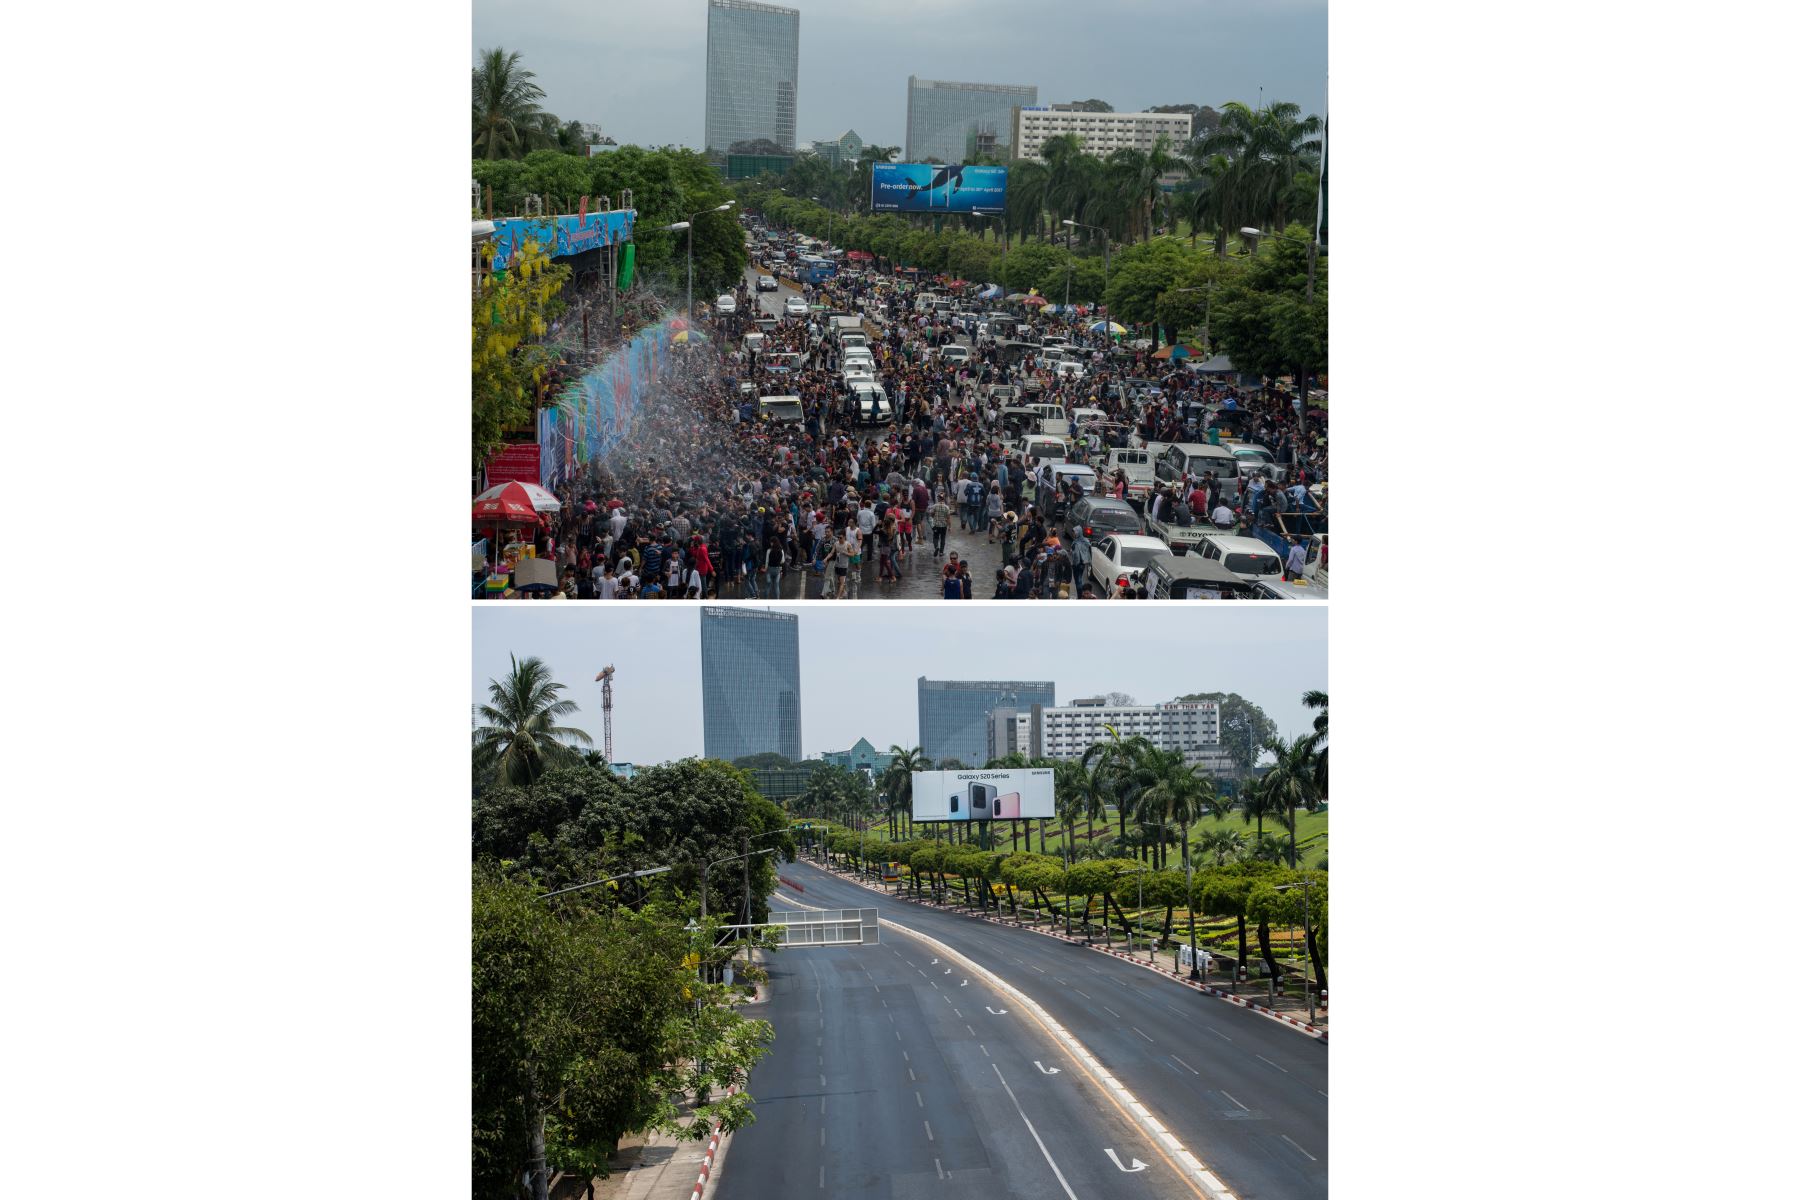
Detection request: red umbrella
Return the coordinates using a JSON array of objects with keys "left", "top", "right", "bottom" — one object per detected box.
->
[
  {"left": 472, "top": 481, "right": 542, "bottom": 524},
  {"left": 669, "top": 316, "right": 689, "bottom": 332},
  {"left": 1019, "top": 295, "right": 1050, "bottom": 307}
]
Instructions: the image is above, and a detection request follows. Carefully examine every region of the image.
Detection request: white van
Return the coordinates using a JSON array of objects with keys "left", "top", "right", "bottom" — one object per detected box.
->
[
  {"left": 758, "top": 395, "right": 805, "bottom": 424},
  {"left": 1153, "top": 442, "right": 1242, "bottom": 498},
  {"left": 1193, "top": 534, "right": 1286, "bottom": 583}
]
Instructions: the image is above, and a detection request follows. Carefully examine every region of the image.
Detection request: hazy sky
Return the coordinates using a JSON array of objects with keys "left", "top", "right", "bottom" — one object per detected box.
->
[
  {"left": 472, "top": 1, "right": 1327, "bottom": 151},
  {"left": 471, "top": 605, "right": 1326, "bottom": 765}
]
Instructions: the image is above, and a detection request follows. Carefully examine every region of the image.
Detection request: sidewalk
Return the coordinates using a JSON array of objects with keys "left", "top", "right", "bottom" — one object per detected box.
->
[
  {"left": 557, "top": 948, "right": 767, "bottom": 1200},
  {"left": 807, "top": 859, "right": 1328, "bottom": 1036}
]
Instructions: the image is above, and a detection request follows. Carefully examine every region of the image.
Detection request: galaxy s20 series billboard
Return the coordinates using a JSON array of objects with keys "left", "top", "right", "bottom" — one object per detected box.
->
[
  {"left": 910, "top": 769, "right": 1054, "bottom": 822},
  {"left": 870, "top": 163, "right": 1009, "bottom": 213}
]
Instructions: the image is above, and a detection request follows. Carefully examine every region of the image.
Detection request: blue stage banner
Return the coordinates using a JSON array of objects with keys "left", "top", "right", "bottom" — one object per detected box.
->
[
  {"left": 870, "top": 163, "right": 1009, "bottom": 214},
  {"left": 491, "top": 210, "right": 636, "bottom": 264}
]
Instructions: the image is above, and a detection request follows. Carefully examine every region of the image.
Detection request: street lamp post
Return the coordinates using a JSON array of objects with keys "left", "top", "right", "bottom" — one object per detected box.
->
[
  {"left": 811, "top": 197, "right": 833, "bottom": 247},
  {"left": 538, "top": 864, "right": 672, "bottom": 901},
  {"left": 1143, "top": 821, "right": 1202, "bottom": 978},
  {"left": 1062, "top": 219, "right": 1110, "bottom": 291},
  {"left": 1169, "top": 285, "right": 1215, "bottom": 358},
  {"left": 699, "top": 846, "right": 774, "bottom": 920},
  {"left": 1116, "top": 864, "right": 1149, "bottom": 956},
  {"left": 1273, "top": 879, "right": 1318, "bottom": 1025},
  {"left": 667, "top": 201, "right": 735, "bottom": 321},
  {"left": 969, "top": 209, "right": 1006, "bottom": 293}
]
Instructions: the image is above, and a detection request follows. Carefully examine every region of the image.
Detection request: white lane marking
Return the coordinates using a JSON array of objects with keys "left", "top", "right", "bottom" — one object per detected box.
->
[
  {"left": 966, "top": 1024, "right": 976, "bottom": 1035},
  {"left": 1280, "top": 1134, "right": 1317, "bottom": 1161},
  {"left": 916, "top": 1091, "right": 924, "bottom": 1107},
  {"left": 1073, "top": 988, "right": 1091, "bottom": 999},
  {"left": 1316, "top": 1089, "right": 1327, "bottom": 1098},
  {"left": 954, "top": 1009, "right": 962, "bottom": 1018},
  {"left": 908, "top": 1067, "right": 917, "bottom": 1081},
  {"left": 1132, "top": 1026, "right": 1156, "bottom": 1043},
  {"left": 935, "top": 1158, "right": 945, "bottom": 1180},
  {"left": 1220, "top": 1090, "right": 1247, "bottom": 1111},
  {"left": 1171, "top": 1055, "right": 1199, "bottom": 1075},
  {"left": 1102, "top": 1005, "right": 1121, "bottom": 1018},
  {"left": 902, "top": 1050, "right": 909, "bottom": 1062},
  {"left": 819, "top": 1164, "right": 824, "bottom": 1189},
  {"left": 1055, "top": 977, "right": 1068, "bottom": 985},
  {"left": 819, "top": 1074, "right": 826, "bottom": 1086},
  {"left": 1255, "top": 1054, "right": 1289, "bottom": 1073},
  {"left": 991, "top": 1065, "right": 1081, "bottom": 1200},
  {"left": 1086, "top": 966, "right": 1104, "bottom": 974},
  {"left": 1105, "top": 1149, "right": 1148, "bottom": 1173},
  {"left": 895, "top": 1030, "right": 902, "bottom": 1041},
  {"left": 1206, "top": 1026, "right": 1233, "bottom": 1042},
  {"left": 1032, "top": 965, "right": 1045, "bottom": 972},
  {"left": 821, "top": 1128, "right": 826, "bottom": 1146},
  {"left": 924, "top": 1120, "right": 934, "bottom": 1142},
  {"left": 982, "top": 1044, "right": 990, "bottom": 1057}
]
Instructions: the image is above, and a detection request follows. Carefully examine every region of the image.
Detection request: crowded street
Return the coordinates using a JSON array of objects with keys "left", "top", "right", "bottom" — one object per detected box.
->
[{"left": 477, "top": 213, "right": 1327, "bottom": 600}]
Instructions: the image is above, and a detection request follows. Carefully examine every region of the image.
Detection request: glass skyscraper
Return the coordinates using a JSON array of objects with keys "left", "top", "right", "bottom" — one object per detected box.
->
[
  {"left": 701, "top": 607, "right": 802, "bottom": 763},
  {"left": 904, "top": 77, "right": 1038, "bottom": 164},
  {"left": 705, "top": 0, "right": 800, "bottom": 154},
  {"left": 917, "top": 678, "right": 1055, "bottom": 768}
]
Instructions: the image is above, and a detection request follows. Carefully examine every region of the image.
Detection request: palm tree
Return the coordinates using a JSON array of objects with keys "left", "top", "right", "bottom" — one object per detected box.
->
[
  {"left": 1195, "top": 827, "right": 1247, "bottom": 867},
  {"left": 1134, "top": 748, "right": 1214, "bottom": 871},
  {"left": 1301, "top": 691, "right": 1328, "bottom": 802},
  {"left": 1260, "top": 734, "right": 1319, "bottom": 868},
  {"left": 882, "top": 746, "right": 931, "bottom": 839},
  {"left": 1192, "top": 100, "right": 1322, "bottom": 247},
  {"left": 472, "top": 655, "right": 592, "bottom": 788},
  {"left": 472, "top": 48, "right": 552, "bottom": 161},
  {"left": 1006, "top": 160, "right": 1049, "bottom": 244}
]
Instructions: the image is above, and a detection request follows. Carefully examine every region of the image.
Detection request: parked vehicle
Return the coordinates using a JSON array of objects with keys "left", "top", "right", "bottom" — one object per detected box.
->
[
  {"left": 756, "top": 274, "right": 778, "bottom": 292},
  {"left": 1192, "top": 534, "right": 1286, "bottom": 584},
  {"left": 1087, "top": 533, "right": 1170, "bottom": 595},
  {"left": 847, "top": 381, "right": 893, "bottom": 426},
  {"left": 1139, "top": 551, "right": 1264, "bottom": 599},
  {"left": 1061, "top": 495, "right": 1144, "bottom": 543},
  {"left": 783, "top": 295, "right": 809, "bottom": 317},
  {"left": 1100, "top": 447, "right": 1155, "bottom": 502},
  {"left": 1153, "top": 442, "right": 1242, "bottom": 498}
]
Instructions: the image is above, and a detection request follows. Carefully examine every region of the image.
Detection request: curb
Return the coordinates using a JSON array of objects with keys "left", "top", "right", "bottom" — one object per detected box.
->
[
  {"left": 812, "top": 865, "right": 1327, "bottom": 1042},
  {"left": 687, "top": 1084, "right": 739, "bottom": 1200}
]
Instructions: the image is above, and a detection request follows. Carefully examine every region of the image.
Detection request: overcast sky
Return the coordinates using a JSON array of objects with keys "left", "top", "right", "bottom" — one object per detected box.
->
[
  {"left": 471, "top": 605, "right": 1326, "bottom": 765},
  {"left": 472, "top": 1, "right": 1327, "bottom": 150}
]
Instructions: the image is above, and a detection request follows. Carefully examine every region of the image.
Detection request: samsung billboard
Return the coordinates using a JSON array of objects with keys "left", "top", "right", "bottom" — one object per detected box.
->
[
  {"left": 910, "top": 768, "right": 1054, "bottom": 822},
  {"left": 870, "top": 163, "right": 1009, "bottom": 214}
]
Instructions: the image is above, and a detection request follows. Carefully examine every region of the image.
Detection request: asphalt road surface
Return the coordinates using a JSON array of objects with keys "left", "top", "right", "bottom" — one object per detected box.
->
[
  {"left": 734, "top": 858, "right": 1328, "bottom": 1200},
  {"left": 715, "top": 897, "right": 1196, "bottom": 1200}
]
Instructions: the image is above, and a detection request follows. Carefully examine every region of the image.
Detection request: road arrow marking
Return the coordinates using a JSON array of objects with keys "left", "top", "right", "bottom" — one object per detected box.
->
[
  {"left": 1034, "top": 1061, "right": 1061, "bottom": 1075},
  {"left": 960, "top": 980, "right": 968, "bottom": 987},
  {"left": 944, "top": 968, "right": 953, "bottom": 974},
  {"left": 1105, "top": 1149, "right": 1148, "bottom": 1173},
  {"left": 986, "top": 1006, "right": 1009, "bottom": 1015}
]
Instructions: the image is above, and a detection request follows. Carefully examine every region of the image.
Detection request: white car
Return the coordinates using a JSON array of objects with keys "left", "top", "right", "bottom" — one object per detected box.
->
[
  {"left": 715, "top": 294, "right": 737, "bottom": 315},
  {"left": 784, "top": 295, "right": 809, "bottom": 317},
  {"left": 1087, "top": 533, "right": 1171, "bottom": 596},
  {"left": 940, "top": 344, "right": 971, "bottom": 366},
  {"left": 1229, "top": 442, "right": 1287, "bottom": 484},
  {"left": 1194, "top": 534, "right": 1287, "bottom": 584},
  {"left": 757, "top": 275, "right": 778, "bottom": 292}
]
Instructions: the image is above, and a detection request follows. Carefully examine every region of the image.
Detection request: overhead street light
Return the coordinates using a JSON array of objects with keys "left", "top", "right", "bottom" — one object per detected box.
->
[
  {"left": 538, "top": 864, "right": 672, "bottom": 900},
  {"left": 1062, "top": 218, "right": 1110, "bottom": 290},
  {"left": 1273, "top": 880, "right": 1319, "bottom": 1026},
  {"left": 700, "top": 845, "right": 776, "bottom": 920},
  {"left": 674, "top": 200, "right": 737, "bottom": 320},
  {"left": 1115, "top": 863, "right": 1149, "bottom": 956}
]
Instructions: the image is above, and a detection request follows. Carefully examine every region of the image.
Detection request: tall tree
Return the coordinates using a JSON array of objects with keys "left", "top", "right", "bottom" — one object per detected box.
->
[
  {"left": 881, "top": 746, "right": 932, "bottom": 839},
  {"left": 473, "top": 655, "right": 593, "bottom": 790},
  {"left": 473, "top": 48, "right": 554, "bottom": 161}
]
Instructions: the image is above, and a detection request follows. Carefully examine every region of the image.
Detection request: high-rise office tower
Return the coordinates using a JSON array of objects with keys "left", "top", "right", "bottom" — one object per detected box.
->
[
  {"left": 701, "top": 607, "right": 802, "bottom": 762},
  {"left": 917, "top": 678, "right": 1055, "bottom": 768},
  {"left": 705, "top": 0, "right": 800, "bottom": 154},
  {"left": 904, "top": 76, "right": 1037, "bottom": 163}
]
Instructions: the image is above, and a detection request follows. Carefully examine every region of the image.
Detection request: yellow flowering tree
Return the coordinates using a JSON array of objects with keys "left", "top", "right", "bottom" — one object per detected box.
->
[{"left": 473, "top": 238, "right": 571, "bottom": 468}]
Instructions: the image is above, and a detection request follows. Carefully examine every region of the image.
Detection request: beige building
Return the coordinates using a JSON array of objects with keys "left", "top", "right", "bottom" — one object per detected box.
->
[{"left": 1010, "top": 105, "right": 1193, "bottom": 161}]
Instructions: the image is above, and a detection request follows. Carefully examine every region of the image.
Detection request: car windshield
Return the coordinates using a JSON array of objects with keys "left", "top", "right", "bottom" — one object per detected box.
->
[
  {"left": 1224, "top": 552, "right": 1282, "bottom": 576},
  {"left": 1118, "top": 545, "right": 1160, "bottom": 568},
  {"left": 1093, "top": 509, "right": 1141, "bottom": 530},
  {"left": 1235, "top": 449, "right": 1273, "bottom": 463}
]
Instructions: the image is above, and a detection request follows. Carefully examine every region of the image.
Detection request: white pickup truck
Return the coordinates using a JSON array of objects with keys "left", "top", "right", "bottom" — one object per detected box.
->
[
  {"left": 1145, "top": 498, "right": 1235, "bottom": 556},
  {"left": 1099, "top": 447, "right": 1155, "bottom": 503}
]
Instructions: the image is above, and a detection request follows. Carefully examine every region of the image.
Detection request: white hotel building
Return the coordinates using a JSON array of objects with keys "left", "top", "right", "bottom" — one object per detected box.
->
[
  {"left": 1009, "top": 106, "right": 1194, "bottom": 162},
  {"left": 989, "top": 697, "right": 1237, "bottom": 779}
]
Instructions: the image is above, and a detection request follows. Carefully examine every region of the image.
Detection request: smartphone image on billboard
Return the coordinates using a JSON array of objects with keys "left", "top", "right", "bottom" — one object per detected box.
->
[
  {"left": 992, "top": 792, "right": 1020, "bottom": 818},
  {"left": 949, "top": 792, "right": 961, "bottom": 815},
  {"left": 968, "top": 782, "right": 995, "bottom": 820}
]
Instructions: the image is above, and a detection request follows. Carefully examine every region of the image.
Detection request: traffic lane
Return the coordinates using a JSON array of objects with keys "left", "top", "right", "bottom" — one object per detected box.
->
[
  {"left": 781, "top": 861, "right": 1327, "bottom": 1200},
  {"left": 721, "top": 930, "right": 1189, "bottom": 1199},
  {"left": 864, "top": 923, "right": 1189, "bottom": 1199}
]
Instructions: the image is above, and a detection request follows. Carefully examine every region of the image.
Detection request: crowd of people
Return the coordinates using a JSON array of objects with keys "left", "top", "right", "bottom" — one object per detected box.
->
[{"left": 477, "top": 219, "right": 1327, "bottom": 600}]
